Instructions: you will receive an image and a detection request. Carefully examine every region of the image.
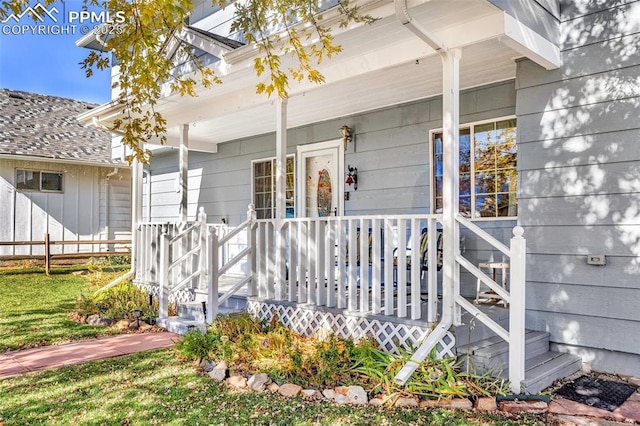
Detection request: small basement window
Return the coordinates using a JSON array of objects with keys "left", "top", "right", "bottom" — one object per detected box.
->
[{"left": 16, "top": 169, "right": 64, "bottom": 192}]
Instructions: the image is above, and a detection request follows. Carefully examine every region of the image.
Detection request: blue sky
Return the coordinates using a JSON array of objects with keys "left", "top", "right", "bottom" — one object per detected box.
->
[{"left": 0, "top": 1, "right": 112, "bottom": 104}]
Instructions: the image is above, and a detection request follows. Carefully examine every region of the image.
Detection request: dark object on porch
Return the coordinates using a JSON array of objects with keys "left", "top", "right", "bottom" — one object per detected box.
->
[{"left": 555, "top": 375, "right": 637, "bottom": 412}]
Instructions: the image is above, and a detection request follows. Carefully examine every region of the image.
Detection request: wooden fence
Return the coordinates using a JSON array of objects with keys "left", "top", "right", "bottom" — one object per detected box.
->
[{"left": 0, "top": 234, "right": 131, "bottom": 274}]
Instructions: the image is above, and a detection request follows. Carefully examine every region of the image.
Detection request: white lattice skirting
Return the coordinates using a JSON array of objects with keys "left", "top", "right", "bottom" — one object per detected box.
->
[
  {"left": 247, "top": 300, "right": 456, "bottom": 358},
  {"left": 133, "top": 281, "right": 193, "bottom": 304}
]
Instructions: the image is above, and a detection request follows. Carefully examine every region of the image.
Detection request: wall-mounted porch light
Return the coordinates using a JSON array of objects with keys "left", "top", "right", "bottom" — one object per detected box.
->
[
  {"left": 340, "top": 125, "right": 353, "bottom": 147},
  {"left": 346, "top": 165, "right": 358, "bottom": 190}
]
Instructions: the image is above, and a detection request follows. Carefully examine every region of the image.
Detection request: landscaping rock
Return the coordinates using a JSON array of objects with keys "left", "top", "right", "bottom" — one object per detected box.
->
[
  {"left": 322, "top": 389, "right": 336, "bottom": 400},
  {"left": 301, "top": 389, "right": 319, "bottom": 399},
  {"left": 499, "top": 400, "right": 548, "bottom": 414},
  {"left": 138, "top": 323, "right": 153, "bottom": 332},
  {"left": 87, "top": 314, "right": 100, "bottom": 325},
  {"left": 208, "top": 361, "right": 227, "bottom": 382},
  {"left": 266, "top": 383, "right": 280, "bottom": 393},
  {"left": 334, "top": 394, "right": 349, "bottom": 405},
  {"left": 394, "top": 396, "right": 419, "bottom": 407},
  {"left": 95, "top": 318, "right": 113, "bottom": 327},
  {"left": 72, "top": 270, "right": 89, "bottom": 276},
  {"left": 248, "top": 373, "right": 271, "bottom": 392},
  {"left": 369, "top": 395, "right": 385, "bottom": 406},
  {"left": 420, "top": 398, "right": 473, "bottom": 410},
  {"left": 226, "top": 375, "right": 247, "bottom": 389},
  {"left": 278, "top": 383, "right": 302, "bottom": 398},
  {"left": 202, "top": 361, "right": 215, "bottom": 373},
  {"left": 346, "top": 386, "right": 368, "bottom": 405},
  {"left": 334, "top": 386, "right": 348, "bottom": 396},
  {"left": 114, "top": 320, "right": 129, "bottom": 330},
  {"left": 474, "top": 397, "right": 497, "bottom": 412}
]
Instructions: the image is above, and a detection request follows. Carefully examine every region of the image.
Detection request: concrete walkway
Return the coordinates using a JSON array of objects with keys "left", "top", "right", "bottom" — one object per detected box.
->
[{"left": 0, "top": 332, "right": 179, "bottom": 380}]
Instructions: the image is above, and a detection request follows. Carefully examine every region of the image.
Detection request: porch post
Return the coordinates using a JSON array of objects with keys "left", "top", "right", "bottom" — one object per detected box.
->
[
  {"left": 131, "top": 156, "right": 143, "bottom": 272},
  {"left": 179, "top": 124, "right": 189, "bottom": 224},
  {"left": 274, "top": 97, "right": 288, "bottom": 300},
  {"left": 441, "top": 49, "right": 462, "bottom": 326}
]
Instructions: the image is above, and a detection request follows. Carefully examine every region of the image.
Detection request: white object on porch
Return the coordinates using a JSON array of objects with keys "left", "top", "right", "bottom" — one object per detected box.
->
[{"left": 475, "top": 261, "right": 509, "bottom": 306}]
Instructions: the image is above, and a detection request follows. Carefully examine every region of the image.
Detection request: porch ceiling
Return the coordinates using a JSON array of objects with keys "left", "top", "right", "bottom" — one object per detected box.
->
[{"left": 83, "top": 0, "right": 556, "bottom": 151}]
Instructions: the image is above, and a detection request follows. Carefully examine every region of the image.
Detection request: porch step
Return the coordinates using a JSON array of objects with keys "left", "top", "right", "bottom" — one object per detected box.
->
[
  {"left": 457, "top": 330, "right": 582, "bottom": 394},
  {"left": 157, "top": 297, "right": 247, "bottom": 335},
  {"left": 156, "top": 317, "right": 206, "bottom": 335},
  {"left": 509, "top": 351, "right": 582, "bottom": 395},
  {"left": 457, "top": 330, "right": 550, "bottom": 373},
  {"left": 455, "top": 306, "right": 510, "bottom": 346}
]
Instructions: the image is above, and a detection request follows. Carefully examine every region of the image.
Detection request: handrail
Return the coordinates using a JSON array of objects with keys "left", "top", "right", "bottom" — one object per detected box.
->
[
  {"left": 455, "top": 215, "right": 510, "bottom": 257},
  {"left": 167, "top": 245, "right": 201, "bottom": 272},
  {"left": 254, "top": 213, "right": 442, "bottom": 224},
  {"left": 218, "top": 246, "right": 251, "bottom": 276},
  {"left": 218, "top": 218, "right": 251, "bottom": 246},
  {"left": 169, "top": 222, "right": 199, "bottom": 244}
]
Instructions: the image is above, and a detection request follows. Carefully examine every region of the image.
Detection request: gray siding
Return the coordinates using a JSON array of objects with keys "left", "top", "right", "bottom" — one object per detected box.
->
[
  {"left": 0, "top": 159, "right": 131, "bottom": 255},
  {"left": 516, "top": 0, "right": 640, "bottom": 375}
]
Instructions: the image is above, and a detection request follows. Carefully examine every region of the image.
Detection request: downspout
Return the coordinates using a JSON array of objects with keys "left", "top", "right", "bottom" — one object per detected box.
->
[{"left": 393, "top": 0, "right": 459, "bottom": 385}]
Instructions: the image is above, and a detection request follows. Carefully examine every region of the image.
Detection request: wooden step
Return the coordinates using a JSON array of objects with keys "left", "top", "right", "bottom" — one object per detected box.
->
[
  {"left": 457, "top": 330, "right": 550, "bottom": 373},
  {"left": 506, "top": 351, "right": 582, "bottom": 394}
]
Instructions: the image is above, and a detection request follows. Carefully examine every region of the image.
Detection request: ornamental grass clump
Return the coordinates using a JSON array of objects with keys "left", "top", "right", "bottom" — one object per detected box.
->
[{"left": 73, "top": 281, "right": 158, "bottom": 322}]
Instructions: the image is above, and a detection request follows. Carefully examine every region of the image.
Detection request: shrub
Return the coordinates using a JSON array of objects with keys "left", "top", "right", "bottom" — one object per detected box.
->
[{"left": 175, "top": 329, "right": 220, "bottom": 361}]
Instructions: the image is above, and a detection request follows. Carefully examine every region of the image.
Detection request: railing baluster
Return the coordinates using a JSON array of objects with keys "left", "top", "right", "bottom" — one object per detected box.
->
[
  {"left": 384, "top": 219, "right": 394, "bottom": 316},
  {"left": 371, "top": 218, "right": 381, "bottom": 314},
  {"left": 397, "top": 219, "right": 407, "bottom": 318},
  {"left": 287, "top": 222, "right": 296, "bottom": 302},
  {"left": 337, "top": 219, "right": 346, "bottom": 309},
  {"left": 266, "top": 222, "right": 275, "bottom": 299},
  {"left": 308, "top": 220, "right": 317, "bottom": 305},
  {"left": 360, "top": 218, "right": 369, "bottom": 313},
  {"left": 326, "top": 219, "right": 335, "bottom": 308},
  {"left": 348, "top": 219, "right": 358, "bottom": 312},
  {"left": 410, "top": 218, "right": 421, "bottom": 320},
  {"left": 317, "top": 220, "right": 326, "bottom": 306},
  {"left": 427, "top": 217, "right": 438, "bottom": 322},
  {"left": 298, "top": 221, "right": 308, "bottom": 303}
]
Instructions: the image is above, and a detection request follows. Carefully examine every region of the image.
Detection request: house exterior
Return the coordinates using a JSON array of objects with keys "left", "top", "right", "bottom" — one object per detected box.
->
[
  {"left": 0, "top": 89, "right": 132, "bottom": 258},
  {"left": 79, "top": 0, "right": 640, "bottom": 392}
]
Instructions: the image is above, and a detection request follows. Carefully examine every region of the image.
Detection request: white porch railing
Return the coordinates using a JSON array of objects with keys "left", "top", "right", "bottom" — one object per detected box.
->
[
  {"left": 394, "top": 214, "right": 527, "bottom": 394},
  {"left": 454, "top": 216, "right": 526, "bottom": 393},
  {"left": 253, "top": 214, "right": 442, "bottom": 322}
]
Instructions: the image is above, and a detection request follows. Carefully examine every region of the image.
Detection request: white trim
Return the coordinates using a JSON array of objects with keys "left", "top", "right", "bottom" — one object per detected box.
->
[
  {"left": 296, "top": 139, "right": 345, "bottom": 218},
  {"left": 251, "top": 154, "right": 296, "bottom": 219},
  {"left": 14, "top": 168, "right": 64, "bottom": 193},
  {"left": 500, "top": 12, "right": 561, "bottom": 70},
  {"left": 429, "top": 115, "right": 518, "bottom": 219},
  {"left": 0, "top": 153, "right": 128, "bottom": 168}
]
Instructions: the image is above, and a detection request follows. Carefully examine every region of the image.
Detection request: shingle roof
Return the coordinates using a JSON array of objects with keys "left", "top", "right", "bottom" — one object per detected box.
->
[{"left": 0, "top": 88, "right": 118, "bottom": 165}]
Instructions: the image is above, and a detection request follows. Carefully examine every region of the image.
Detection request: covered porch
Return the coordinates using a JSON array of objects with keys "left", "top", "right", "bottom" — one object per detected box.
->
[{"left": 82, "top": 0, "right": 564, "bottom": 394}]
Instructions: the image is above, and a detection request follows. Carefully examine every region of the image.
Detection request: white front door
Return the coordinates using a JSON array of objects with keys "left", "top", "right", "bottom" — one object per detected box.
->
[{"left": 297, "top": 140, "right": 344, "bottom": 217}]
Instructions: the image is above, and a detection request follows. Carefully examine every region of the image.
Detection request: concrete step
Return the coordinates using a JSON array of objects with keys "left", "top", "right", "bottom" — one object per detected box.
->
[
  {"left": 457, "top": 330, "right": 550, "bottom": 373},
  {"left": 156, "top": 317, "right": 206, "bottom": 335}
]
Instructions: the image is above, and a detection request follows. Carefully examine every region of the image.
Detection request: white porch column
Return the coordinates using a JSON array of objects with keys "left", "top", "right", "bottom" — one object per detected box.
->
[
  {"left": 179, "top": 124, "right": 189, "bottom": 224},
  {"left": 131, "top": 156, "right": 143, "bottom": 271},
  {"left": 441, "top": 48, "right": 462, "bottom": 326},
  {"left": 274, "top": 97, "right": 288, "bottom": 300}
]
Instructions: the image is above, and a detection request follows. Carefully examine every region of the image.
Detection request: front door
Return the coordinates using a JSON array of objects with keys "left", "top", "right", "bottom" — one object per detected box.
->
[{"left": 297, "top": 140, "right": 344, "bottom": 217}]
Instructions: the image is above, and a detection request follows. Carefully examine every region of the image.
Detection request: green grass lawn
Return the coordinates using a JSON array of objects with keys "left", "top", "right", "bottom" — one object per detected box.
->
[
  {"left": 0, "top": 349, "right": 546, "bottom": 425},
  {"left": 0, "top": 268, "right": 117, "bottom": 352}
]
